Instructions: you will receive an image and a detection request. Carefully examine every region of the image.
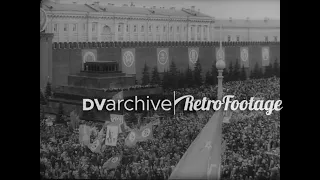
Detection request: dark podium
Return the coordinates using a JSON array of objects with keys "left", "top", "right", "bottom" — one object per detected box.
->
[{"left": 47, "top": 61, "right": 163, "bottom": 121}]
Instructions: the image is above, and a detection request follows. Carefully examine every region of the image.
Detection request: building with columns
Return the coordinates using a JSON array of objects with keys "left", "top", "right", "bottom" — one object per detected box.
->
[
  {"left": 214, "top": 18, "right": 280, "bottom": 42},
  {"left": 42, "top": 0, "right": 215, "bottom": 43}
]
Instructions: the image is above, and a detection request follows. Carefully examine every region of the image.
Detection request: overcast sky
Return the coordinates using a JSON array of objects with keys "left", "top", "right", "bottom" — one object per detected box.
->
[{"left": 64, "top": 0, "right": 280, "bottom": 20}]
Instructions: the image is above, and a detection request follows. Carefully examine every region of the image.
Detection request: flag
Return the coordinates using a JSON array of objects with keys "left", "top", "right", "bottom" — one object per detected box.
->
[
  {"left": 262, "top": 47, "right": 270, "bottom": 66},
  {"left": 121, "top": 48, "right": 136, "bottom": 74},
  {"left": 105, "top": 123, "right": 119, "bottom": 146},
  {"left": 110, "top": 114, "right": 130, "bottom": 133},
  {"left": 216, "top": 47, "right": 225, "bottom": 62},
  {"left": 169, "top": 111, "right": 223, "bottom": 180},
  {"left": 79, "top": 125, "right": 90, "bottom": 146},
  {"left": 188, "top": 47, "right": 199, "bottom": 70},
  {"left": 240, "top": 47, "right": 249, "bottom": 68},
  {"left": 138, "top": 123, "right": 153, "bottom": 142},
  {"left": 151, "top": 118, "right": 160, "bottom": 126},
  {"left": 125, "top": 129, "right": 141, "bottom": 147},
  {"left": 223, "top": 109, "right": 232, "bottom": 124},
  {"left": 112, "top": 91, "right": 123, "bottom": 102},
  {"left": 97, "top": 128, "right": 105, "bottom": 141},
  {"left": 157, "top": 48, "right": 170, "bottom": 72},
  {"left": 45, "top": 118, "right": 53, "bottom": 126},
  {"left": 89, "top": 139, "right": 102, "bottom": 153},
  {"left": 103, "top": 155, "right": 122, "bottom": 170}
]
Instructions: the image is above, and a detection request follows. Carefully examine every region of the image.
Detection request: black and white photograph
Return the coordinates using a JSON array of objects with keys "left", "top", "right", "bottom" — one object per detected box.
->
[{"left": 40, "top": 0, "right": 280, "bottom": 179}]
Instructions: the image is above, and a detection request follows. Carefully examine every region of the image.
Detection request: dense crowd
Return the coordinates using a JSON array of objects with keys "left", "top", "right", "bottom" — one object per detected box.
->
[{"left": 40, "top": 77, "right": 280, "bottom": 180}]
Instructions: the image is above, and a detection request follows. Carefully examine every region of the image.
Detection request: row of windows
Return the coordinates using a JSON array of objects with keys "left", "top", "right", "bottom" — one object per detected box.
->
[
  {"left": 118, "top": 24, "right": 208, "bottom": 34},
  {"left": 52, "top": 23, "right": 208, "bottom": 34},
  {"left": 53, "top": 23, "right": 97, "bottom": 33},
  {"left": 226, "top": 35, "right": 278, "bottom": 42}
]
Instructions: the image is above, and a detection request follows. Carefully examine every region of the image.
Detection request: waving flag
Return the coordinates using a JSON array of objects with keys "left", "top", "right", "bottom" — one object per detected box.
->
[
  {"left": 138, "top": 123, "right": 153, "bottom": 142},
  {"left": 70, "top": 111, "right": 79, "bottom": 130},
  {"left": 125, "top": 129, "right": 141, "bottom": 147},
  {"left": 121, "top": 48, "right": 136, "bottom": 75},
  {"left": 103, "top": 155, "right": 122, "bottom": 170},
  {"left": 169, "top": 111, "right": 223, "bottom": 180},
  {"left": 112, "top": 91, "right": 123, "bottom": 102},
  {"left": 157, "top": 48, "right": 170, "bottom": 72},
  {"left": 89, "top": 139, "right": 102, "bottom": 153},
  {"left": 188, "top": 47, "right": 199, "bottom": 70},
  {"left": 223, "top": 109, "right": 232, "bottom": 124},
  {"left": 110, "top": 114, "right": 130, "bottom": 133},
  {"left": 79, "top": 125, "right": 90, "bottom": 146},
  {"left": 105, "top": 123, "right": 119, "bottom": 146}
]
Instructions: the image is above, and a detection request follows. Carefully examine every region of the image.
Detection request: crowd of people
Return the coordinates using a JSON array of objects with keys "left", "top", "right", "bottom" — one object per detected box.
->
[{"left": 40, "top": 77, "right": 280, "bottom": 180}]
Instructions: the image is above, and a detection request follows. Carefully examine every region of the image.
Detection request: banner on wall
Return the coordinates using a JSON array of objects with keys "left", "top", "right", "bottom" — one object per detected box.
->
[
  {"left": 82, "top": 49, "right": 97, "bottom": 69},
  {"left": 215, "top": 47, "right": 225, "bottom": 62},
  {"left": 261, "top": 47, "right": 270, "bottom": 67},
  {"left": 240, "top": 47, "right": 249, "bottom": 68},
  {"left": 188, "top": 47, "right": 199, "bottom": 70},
  {"left": 157, "top": 48, "right": 170, "bottom": 72},
  {"left": 121, "top": 48, "right": 136, "bottom": 74}
]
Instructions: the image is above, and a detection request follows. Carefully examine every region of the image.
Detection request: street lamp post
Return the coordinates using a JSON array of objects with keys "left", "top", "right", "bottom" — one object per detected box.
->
[
  {"left": 215, "top": 59, "right": 225, "bottom": 180},
  {"left": 216, "top": 60, "right": 226, "bottom": 100}
]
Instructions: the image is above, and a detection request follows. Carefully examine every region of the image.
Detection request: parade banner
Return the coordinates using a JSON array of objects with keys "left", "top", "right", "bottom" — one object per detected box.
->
[
  {"left": 105, "top": 124, "right": 119, "bottom": 146},
  {"left": 240, "top": 47, "right": 249, "bottom": 68},
  {"left": 103, "top": 155, "right": 122, "bottom": 170},
  {"left": 82, "top": 49, "right": 97, "bottom": 64},
  {"left": 261, "top": 47, "right": 270, "bottom": 66},
  {"left": 110, "top": 114, "right": 129, "bottom": 133},
  {"left": 188, "top": 47, "right": 199, "bottom": 70},
  {"left": 138, "top": 123, "right": 153, "bottom": 141},
  {"left": 121, "top": 48, "right": 136, "bottom": 74},
  {"left": 89, "top": 139, "right": 101, "bottom": 153},
  {"left": 157, "top": 48, "right": 170, "bottom": 72},
  {"left": 110, "top": 114, "right": 124, "bottom": 124},
  {"left": 125, "top": 129, "right": 141, "bottom": 147},
  {"left": 215, "top": 47, "right": 225, "bottom": 62}
]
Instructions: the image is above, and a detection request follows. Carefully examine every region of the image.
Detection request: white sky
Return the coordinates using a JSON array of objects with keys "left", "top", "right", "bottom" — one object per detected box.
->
[{"left": 63, "top": 0, "right": 280, "bottom": 20}]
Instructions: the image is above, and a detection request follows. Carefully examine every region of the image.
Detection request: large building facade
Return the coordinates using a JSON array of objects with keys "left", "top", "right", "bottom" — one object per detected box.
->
[
  {"left": 43, "top": 1, "right": 280, "bottom": 43},
  {"left": 214, "top": 18, "right": 280, "bottom": 42},
  {"left": 42, "top": 1, "right": 215, "bottom": 43}
]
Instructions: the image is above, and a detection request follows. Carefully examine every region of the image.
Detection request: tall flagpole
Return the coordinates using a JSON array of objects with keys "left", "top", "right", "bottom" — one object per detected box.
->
[
  {"left": 220, "top": 24, "right": 222, "bottom": 50},
  {"left": 215, "top": 22, "right": 225, "bottom": 180}
]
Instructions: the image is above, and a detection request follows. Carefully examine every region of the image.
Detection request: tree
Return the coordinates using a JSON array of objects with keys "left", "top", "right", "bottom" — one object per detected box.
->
[
  {"left": 273, "top": 58, "right": 280, "bottom": 77},
  {"left": 40, "top": 88, "right": 47, "bottom": 105},
  {"left": 185, "top": 66, "right": 194, "bottom": 88},
  {"left": 227, "top": 62, "right": 234, "bottom": 81},
  {"left": 40, "top": 105, "right": 46, "bottom": 120},
  {"left": 169, "top": 61, "right": 178, "bottom": 89},
  {"left": 240, "top": 65, "right": 247, "bottom": 81},
  {"left": 56, "top": 102, "right": 65, "bottom": 124},
  {"left": 162, "top": 70, "right": 170, "bottom": 89},
  {"left": 223, "top": 68, "right": 229, "bottom": 82},
  {"left": 177, "top": 70, "right": 186, "bottom": 88},
  {"left": 233, "top": 59, "right": 241, "bottom": 81},
  {"left": 193, "top": 59, "right": 203, "bottom": 86},
  {"left": 264, "top": 63, "right": 273, "bottom": 78},
  {"left": 249, "top": 69, "right": 255, "bottom": 79},
  {"left": 251, "top": 62, "right": 260, "bottom": 79},
  {"left": 211, "top": 62, "right": 218, "bottom": 85},
  {"left": 151, "top": 66, "right": 161, "bottom": 85},
  {"left": 257, "top": 67, "right": 263, "bottom": 79},
  {"left": 205, "top": 71, "right": 212, "bottom": 85},
  {"left": 141, "top": 62, "right": 150, "bottom": 85},
  {"left": 45, "top": 82, "right": 52, "bottom": 99}
]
